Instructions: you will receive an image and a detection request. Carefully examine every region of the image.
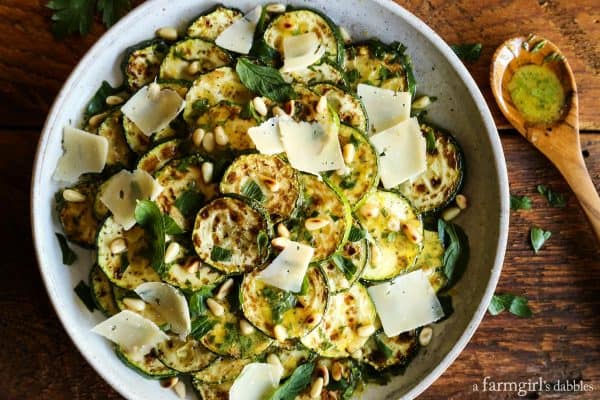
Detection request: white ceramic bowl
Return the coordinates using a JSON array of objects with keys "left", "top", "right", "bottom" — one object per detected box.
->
[{"left": 31, "top": 1, "right": 509, "bottom": 398}]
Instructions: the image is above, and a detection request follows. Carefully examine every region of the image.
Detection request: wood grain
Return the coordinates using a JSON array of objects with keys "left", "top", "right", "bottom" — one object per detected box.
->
[
  {"left": 0, "top": 0, "right": 599, "bottom": 129},
  {"left": 2, "top": 130, "right": 598, "bottom": 399}
]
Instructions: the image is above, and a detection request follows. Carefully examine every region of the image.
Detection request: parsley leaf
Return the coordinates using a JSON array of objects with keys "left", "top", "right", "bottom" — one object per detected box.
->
[
  {"left": 74, "top": 281, "right": 96, "bottom": 312},
  {"left": 268, "top": 362, "right": 315, "bottom": 400},
  {"left": 530, "top": 226, "right": 551, "bottom": 254},
  {"left": 174, "top": 190, "right": 204, "bottom": 218},
  {"left": 488, "top": 293, "right": 533, "bottom": 317},
  {"left": 510, "top": 194, "right": 532, "bottom": 210},
  {"left": 236, "top": 58, "right": 295, "bottom": 102},
  {"left": 241, "top": 180, "right": 265, "bottom": 202},
  {"left": 97, "top": 0, "right": 131, "bottom": 27},
  {"left": 55, "top": 233, "right": 77, "bottom": 265},
  {"left": 450, "top": 43, "right": 483, "bottom": 62},
  {"left": 47, "top": 0, "right": 95, "bottom": 38},
  {"left": 211, "top": 246, "right": 232, "bottom": 262},
  {"left": 537, "top": 184, "right": 566, "bottom": 207},
  {"left": 437, "top": 219, "right": 469, "bottom": 289}
]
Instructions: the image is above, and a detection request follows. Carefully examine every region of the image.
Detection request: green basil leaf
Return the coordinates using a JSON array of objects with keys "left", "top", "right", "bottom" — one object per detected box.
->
[
  {"left": 450, "top": 43, "right": 483, "bottom": 62},
  {"left": 537, "top": 184, "right": 566, "bottom": 207},
  {"left": 261, "top": 286, "right": 297, "bottom": 324},
  {"left": 74, "top": 280, "right": 96, "bottom": 312},
  {"left": 489, "top": 293, "right": 532, "bottom": 318},
  {"left": 348, "top": 225, "right": 366, "bottom": 242},
  {"left": 510, "top": 194, "right": 532, "bottom": 210},
  {"left": 55, "top": 233, "right": 77, "bottom": 265},
  {"left": 85, "top": 80, "right": 120, "bottom": 118},
  {"left": 374, "top": 334, "right": 394, "bottom": 359},
  {"left": 163, "top": 214, "right": 184, "bottom": 235},
  {"left": 190, "top": 316, "right": 216, "bottom": 339},
  {"left": 437, "top": 219, "right": 469, "bottom": 289},
  {"left": 236, "top": 58, "right": 295, "bottom": 102},
  {"left": 530, "top": 226, "right": 551, "bottom": 254},
  {"left": 268, "top": 362, "right": 315, "bottom": 400},
  {"left": 210, "top": 246, "right": 232, "bottom": 262},
  {"left": 488, "top": 294, "right": 508, "bottom": 315},
  {"left": 241, "top": 180, "right": 265, "bottom": 202},
  {"left": 174, "top": 190, "right": 205, "bottom": 218},
  {"left": 425, "top": 128, "right": 436, "bottom": 153},
  {"left": 135, "top": 200, "right": 166, "bottom": 273},
  {"left": 508, "top": 296, "right": 533, "bottom": 317},
  {"left": 188, "top": 285, "right": 215, "bottom": 318},
  {"left": 331, "top": 254, "right": 357, "bottom": 280}
]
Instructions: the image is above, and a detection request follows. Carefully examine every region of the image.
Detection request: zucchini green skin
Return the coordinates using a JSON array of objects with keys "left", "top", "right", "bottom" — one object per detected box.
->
[
  {"left": 89, "top": 264, "right": 120, "bottom": 317},
  {"left": 136, "top": 139, "right": 186, "bottom": 175},
  {"left": 415, "top": 230, "right": 448, "bottom": 293},
  {"left": 120, "top": 39, "right": 169, "bottom": 91},
  {"left": 115, "top": 347, "right": 177, "bottom": 379},
  {"left": 320, "top": 232, "right": 369, "bottom": 294},
  {"left": 159, "top": 38, "right": 232, "bottom": 82},
  {"left": 311, "top": 83, "right": 368, "bottom": 132},
  {"left": 282, "top": 61, "right": 346, "bottom": 88},
  {"left": 186, "top": 5, "right": 243, "bottom": 40},
  {"left": 301, "top": 281, "right": 379, "bottom": 358},
  {"left": 156, "top": 336, "right": 217, "bottom": 373},
  {"left": 395, "top": 123, "right": 465, "bottom": 214},
  {"left": 241, "top": 266, "right": 328, "bottom": 339},
  {"left": 356, "top": 190, "right": 424, "bottom": 282},
  {"left": 361, "top": 330, "right": 419, "bottom": 371},
  {"left": 56, "top": 181, "right": 101, "bottom": 248},
  {"left": 192, "top": 357, "right": 253, "bottom": 384},
  {"left": 97, "top": 110, "right": 134, "bottom": 170},
  {"left": 122, "top": 115, "right": 152, "bottom": 155},
  {"left": 219, "top": 154, "right": 301, "bottom": 223},
  {"left": 344, "top": 40, "right": 417, "bottom": 96},
  {"left": 192, "top": 195, "right": 272, "bottom": 274}
]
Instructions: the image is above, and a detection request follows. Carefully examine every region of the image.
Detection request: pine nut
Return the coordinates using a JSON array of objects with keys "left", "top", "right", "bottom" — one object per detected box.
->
[
  {"left": 252, "top": 97, "right": 268, "bottom": 116},
  {"left": 284, "top": 100, "right": 295, "bottom": 115},
  {"left": 240, "top": 319, "right": 255, "bottom": 335},
  {"left": 331, "top": 361, "right": 343, "bottom": 381},
  {"left": 216, "top": 278, "right": 234, "bottom": 300},
  {"left": 214, "top": 126, "right": 229, "bottom": 146},
  {"left": 260, "top": 175, "right": 280, "bottom": 192},
  {"left": 202, "top": 132, "right": 216, "bottom": 152},
  {"left": 88, "top": 112, "right": 108, "bottom": 129},
  {"left": 267, "top": 353, "right": 284, "bottom": 376},
  {"left": 358, "top": 46, "right": 369, "bottom": 56},
  {"left": 342, "top": 143, "right": 355, "bottom": 164},
  {"left": 123, "top": 297, "right": 146, "bottom": 312},
  {"left": 340, "top": 26, "right": 352, "bottom": 44},
  {"left": 173, "top": 381, "right": 186, "bottom": 399},
  {"left": 62, "top": 189, "right": 86, "bottom": 202},
  {"left": 110, "top": 238, "right": 128, "bottom": 255},
  {"left": 186, "top": 260, "right": 200, "bottom": 274},
  {"left": 387, "top": 217, "right": 401, "bottom": 232},
  {"left": 164, "top": 242, "right": 180, "bottom": 264},
  {"left": 412, "top": 95, "right": 432, "bottom": 109},
  {"left": 201, "top": 161, "right": 214, "bottom": 183},
  {"left": 357, "top": 324, "right": 376, "bottom": 337},
  {"left": 350, "top": 348, "right": 363, "bottom": 359},
  {"left": 455, "top": 194, "right": 468, "bottom": 210},
  {"left": 272, "top": 106, "right": 287, "bottom": 117},
  {"left": 266, "top": 3, "right": 286, "bottom": 13},
  {"left": 401, "top": 222, "right": 422, "bottom": 244},
  {"left": 148, "top": 82, "right": 161, "bottom": 101},
  {"left": 187, "top": 61, "right": 200, "bottom": 75},
  {"left": 419, "top": 326, "right": 433, "bottom": 346},
  {"left": 156, "top": 27, "right": 178, "bottom": 41},
  {"left": 277, "top": 223, "right": 290, "bottom": 238},
  {"left": 192, "top": 128, "right": 205, "bottom": 147},
  {"left": 441, "top": 206, "right": 461, "bottom": 221},
  {"left": 361, "top": 203, "right": 379, "bottom": 218},
  {"left": 105, "top": 95, "right": 124, "bottom": 106},
  {"left": 160, "top": 376, "right": 179, "bottom": 389},
  {"left": 310, "top": 377, "right": 324, "bottom": 398},
  {"left": 305, "top": 217, "right": 330, "bottom": 231},
  {"left": 316, "top": 96, "right": 328, "bottom": 114},
  {"left": 273, "top": 324, "right": 288, "bottom": 342},
  {"left": 271, "top": 237, "right": 290, "bottom": 249},
  {"left": 316, "top": 364, "right": 330, "bottom": 387},
  {"left": 206, "top": 298, "right": 225, "bottom": 317}
]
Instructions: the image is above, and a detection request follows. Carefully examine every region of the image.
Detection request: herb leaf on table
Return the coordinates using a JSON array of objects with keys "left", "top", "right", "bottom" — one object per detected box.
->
[
  {"left": 47, "top": 0, "right": 133, "bottom": 38},
  {"left": 537, "top": 184, "right": 566, "bottom": 207},
  {"left": 488, "top": 293, "right": 533, "bottom": 317},
  {"left": 450, "top": 43, "right": 483, "bottom": 62},
  {"left": 510, "top": 194, "right": 532, "bottom": 210},
  {"left": 530, "top": 226, "right": 551, "bottom": 254}
]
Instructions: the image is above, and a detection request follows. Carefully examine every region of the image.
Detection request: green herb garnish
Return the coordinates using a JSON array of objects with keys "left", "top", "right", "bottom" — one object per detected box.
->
[
  {"left": 56, "top": 233, "right": 77, "bottom": 265},
  {"left": 530, "top": 226, "right": 551, "bottom": 254},
  {"left": 211, "top": 246, "right": 232, "bottom": 262},
  {"left": 47, "top": 0, "right": 132, "bottom": 38},
  {"left": 348, "top": 225, "right": 366, "bottom": 242},
  {"left": 438, "top": 219, "right": 469, "bottom": 289},
  {"left": 84, "top": 80, "right": 121, "bottom": 118},
  {"left": 190, "top": 316, "right": 216, "bottom": 339},
  {"left": 331, "top": 254, "right": 358, "bottom": 280},
  {"left": 241, "top": 180, "right": 266, "bottom": 202},
  {"left": 530, "top": 39, "right": 547, "bottom": 53},
  {"left": 236, "top": 58, "right": 295, "bottom": 102},
  {"left": 189, "top": 285, "right": 215, "bottom": 318},
  {"left": 268, "top": 362, "right": 315, "bottom": 400},
  {"left": 174, "top": 189, "right": 205, "bottom": 218},
  {"left": 488, "top": 293, "right": 533, "bottom": 317},
  {"left": 257, "top": 230, "right": 269, "bottom": 259},
  {"left": 425, "top": 128, "right": 436, "bottom": 153},
  {"left": 374, "top": 334, "right": 394, "bottom": 359},
  {"left": 510, "top": 194, "right": 533, "bottom": 210},
  {"left": 262, "top": 286, "right": 297, "bottom": 323},
  {"left": 450, "top": 43, "right": 483, "bottom": 62},
  {"left": 537, "top": 184, "right": 566, "bottom": 207},
  {"left": 74, "top": 280, "right": 96, "bottom": 312}
]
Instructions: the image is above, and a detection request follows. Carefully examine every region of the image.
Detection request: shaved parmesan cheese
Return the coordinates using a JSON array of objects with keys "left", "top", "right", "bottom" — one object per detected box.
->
[
  {"left": 53, "top": 126, "right": 108, "bottom": 183},
  {"left": 100, "top": 169, "right": 163, "bottom": 230},
  {"left": 229, "top": 363, "right": 282, "bottom": 400},
  {"left": 247, "top": 116, "right": 287, "bottom": 155},
  {"left": 215, "top": 6, "right": 262, "bottom": 54},
  {"left": 281, "top": 32, "right": 326, "bottom": 72},
  {"left": 357, "top": 84, "right": 411, "bottom": 134},
  {"left": 370, "top": 117, "right": 427, "bottom": 189},
  {"left": 135, "top": 282, "right": 191, "bottom": 337},
  {"left": 368, "top": 269, "right": 444, "bottom": 337},
  {"left": 257, "top": 241, "right": 314, "bottom": 293},
  {"left": 92, "top": 310, "right": 169, "bottom": 353},
  {"left": 279, "top": 119, "right": 345, "bottom": 175},
  {"left": 121, "top": 85, "right": 185, "bottom": 136}
]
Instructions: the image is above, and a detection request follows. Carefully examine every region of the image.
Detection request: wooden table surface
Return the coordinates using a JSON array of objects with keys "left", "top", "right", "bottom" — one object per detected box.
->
[{"left": 1, "top": 0, "right": 599, "bottom": 399}]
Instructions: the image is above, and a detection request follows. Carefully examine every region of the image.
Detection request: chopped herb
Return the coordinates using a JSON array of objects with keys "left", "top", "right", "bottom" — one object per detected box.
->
[
  {"left": 74, "top": 281, "right": 96, "bottom": 312},
  {"left": 241, "top": 180, "right": 266, "bottom": 202},
  {"left": 510, "top": 194, "right": 533, "bottom": 210},
  {"left": 262, "top": 286, "right": 297, "bottom": 323},
  {"left": 374, "top": 334, "right": 394, "bottom": 359},
  {"left": 537, "top": 184, "right": 566, "bottom": 207},
  {"left": 192, "top": 99, "right": 210, "bottom": 114},
  {"left": 268, "top": 362, "right": 315, "bottom": 400},
  {"left": 378, "top": 66, "right": 392, "bottom": 81},
  {"left": 450, "top": 43, "right": 483, "bottom": 62},
  {"left": 174, "top": 189, "right": 205, "bottom": 218},
  {"left": 438, "top": 219, "right": 469, "bottom": 289},
  {"left": 425, "top": 128, "right": 436, "bottom": 153},
  {"left": 236, "top": 58, "right": 295, "bottom": 102},
  {"left": 331, "top": 254, "right": 358, "bottom": 280},
  {"left": 348, "top": 225, "right": 366, "bottom": 242},
  {"left": 257, "top": 230, "right": 269, "bottom": 259},
  {"left": 339, "top": 175, "right": 357, "bottom": 189},
  {"left": 188, "top": 285, "right": 215, "bottom": 318},
  {"left": 346, "top": 69, "right": 360, "bottom": 83},
  {"left": 84, "top": 80, "right": 120, "bottom": 118},
  {"left": 530, "top": 226, "right": 551, "bottom": 254},
  {"left": 55, "top": 233, "right": 77, "bottom": 265},
  {"left": 190, "top": 316, "right": 216, "bottom": 339},
  {"left": 530, "top": 39, "right": 547, "bottom": 53},
  {"left": 488, "top": 293, "right": 533, "bottom": 317},
  {"left": 326, "top": 363, "right": 361, "bottom": 399},
  {"left": 210, "top": 246, "right": 232, "bottom": 262}
]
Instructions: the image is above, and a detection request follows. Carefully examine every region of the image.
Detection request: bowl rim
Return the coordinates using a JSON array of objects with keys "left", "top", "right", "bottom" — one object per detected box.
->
[{"left": 30, "top": 0, "right": 509, "bottom": 399}]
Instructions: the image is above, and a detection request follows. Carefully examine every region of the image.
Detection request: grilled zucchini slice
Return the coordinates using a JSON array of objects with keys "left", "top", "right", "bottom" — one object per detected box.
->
[
  {"left": 186, "top": 5, "right": 243, "bottom": 40},
  {"left": 301, "top": 282, "right": 378, "bottom": 357},
  {"left": 191, "top": 102, "right": 258, "bottom": 151},
  {"left": 156, "top": 336, "right": 217, "bottom": 373},
  {"left": 193, "top": 382, "right": 231, "bottom": 400},
  {"left": 162, "top": 251, "right": 225, "bottom": 291},
  {"left": 241, "top": 266, "right": 328, "bottom": 339},
  {"left": 311, "top": 83, "right": 368, "bottom": 132},
  {"left": 263, "top": 9, "right": 344, "bottom": 66},
  {"left": 395, "top": 124, "right": 464, "bottom": 214},
  {"left": 192, "top": 196, "right": 271, "bottom": 274},
  {"left": 116, "top": 347, "right": 176, "bottom": 379},
  {"left": 220, "top": 154, "right": 301, "bottom": 222},
  {"left": 112, "top": 285, "right": 167, "bottom": 326},
  {"left": 184, "top": 67, "right": 253, "bottom": 125},
  {"left": 415, "top": 230, "right": 448, "bottom": 293},
  {"left": 361, "top": 330, "right": 418, "bottom": 371},
  {"left": 137, "top": 139, "right": 186, "bottom": 174},
  {"left": 56, "top": 181, "right": 100, "bottom": 247},
  {"left": 357, "top": 191, "right": 424, "bottom": 282},
  {"left": 89, "top": 264, "right": 119, "bottom": 317},
  {"left": 192, "top": 357, "right": 253, "bottom": 384},
  {"left": 97, "top": 110, "right": 133, "bottom": 169},
  {"left": 155, "top": 156, "right": 218, "bottom": 231},
  {"left": 290, "top": 84, "right": 321, "bottom": 123},
  {"left": 122, "top": 115, "right": 152, "bottom": 154},
  {"left": 321, "top": 232, "right": 369, "bottom": 294},
  {"left": 97, "top": 216, "right": 161, "bottom": 289},
  {"left": 282, "top": 61, "right": 346, "bottom": 87},
  {"left": 121, "top": 39, "right": 169, "bottom": 91},
  {"left": 159, "top": 38, "right": 232, "bottom": 82},
  {"left": 265, "top": 342, "right": 314, "bottom": 379},
  {"left": 324, "top": 124, "right": 378, "bottom": 208},
  {"left": 288, "top": 174, "right": 351, "bottom": 262},
  {"left": 344, "top": 40, "right": 416, "bottom": 95}
]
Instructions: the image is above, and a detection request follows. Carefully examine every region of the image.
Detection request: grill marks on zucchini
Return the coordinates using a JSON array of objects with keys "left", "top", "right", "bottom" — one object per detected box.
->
[
  {"left": 116, "top": 346, "right": 176, "bottom": 379},
  {"left": 396, "top": 124, "right": 464, "bottom": 214},
  {"left": 415, "top": 230, "right": 448, "bottom": 293},
  {"left": 282, "top": 61, "right": 346, "bottom": 87},
  {"left": 162, "top": 253, "right": 224, "bottom": 291},
  {"left": 156, "top": 336, "right": 217, "bottom": 373},
  {"left": 89, "top": 264, "right": 120, "bottom": 317},
  {"left": 112, "top": 285, "right": 167, "bottom": 326},
  {"left": 97, "top": 111, "right": 133, "bottom": 169},
  {"left": 159, "top": 38, "right": 232, "bottom": 82},
  {"left": 122, "top": 39, "right": 169, "bottom": 91},
  {"left": 186, "top": 5, "right": 243, "bottom": 41},
  {"left": 192, "top": 196, "right": 270, "bottom": 274},
  {"left": 241, "top": 266, "right": 328, "bottom": 339},
  {"left": 321, "top": 234, "right": 369, "bottom": 294},
  {"left": 361, "top": 330, "right": 418, "bottom": 371},
  {"left": 57, "top": 181, "right": 101, "bottom": 247},
  {"left": 220, "top": 154, "right": 300, "bottom": 222},
  {"left": 312, "top": 83, "right": 368, "bottom": 132},
  {"left": 137, "top": 139, "right": 186, "bottom": 175},
  {"left": 193, "top": 102, "right": 258, "bottom": 151},
  {"left": 192, "top": 357, "right": 253, "bottom": 384}
]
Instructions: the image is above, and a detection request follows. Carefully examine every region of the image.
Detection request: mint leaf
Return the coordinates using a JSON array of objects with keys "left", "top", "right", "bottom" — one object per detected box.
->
[
  {"left": 530, "top": 226, "right": 551, "bottom": 254},
  {"left": 241, "top": 180, "right": 265, "bottom": 202},
  {"left": 374, "top": 334, "right": 394, "bottom": 359},
  {"left": 55, "top": 233, "right": 77, "bottom": 265},
  {"left": 188, "top": 286, "right": 215, "bottom": 318},
  {"left": 210, "top": 246, "right": 232, "bottom": 262},
  {"left": 85, "top": 81, "right": 121, "bottom": 118},
  {"left": 97, "top": 0, "right": 131, "bottom": 27},
  {"left": 236, "top": 58, "right": 295, "bottom": 102},
  {"left": 437, "top": 219, "right": 469, "bottom": 289},
  {"left": 269, "top": 362, "right": 315, "bottom": 400},
  {"left": 331, "top": 254, "right": 357, "bottom": 280},
  {"left": 510, "top": 194, "right": 532, "bottom": 210},
  {"left": 47, "top": 0, "right": 95, "bottom": 38},
  {"left": 537, "top": 184, "right": 566, "bottom": 207},
  {"left": 489, "top": 293, "right": 532, "bottom": 317},
  {"left": 425, "top": 128, "right": 436, "bottom": 153},
  {"left": 74, "top": 281, "right": 96, "bottom": 312},
  {"left": 348, "top": 225, "right": 366, "bottom": 242},
  {"left": 450, "top": 43, "right": 483, "bottom": 62},
  {"left": 190, "top": 316, "right": 216, "bottom": 339},
  {"left": 261, "top": 286, "right": 297, "bottom": 324},
  {"left": 174, "top": 190, "right": 204, "bottom": 218}
]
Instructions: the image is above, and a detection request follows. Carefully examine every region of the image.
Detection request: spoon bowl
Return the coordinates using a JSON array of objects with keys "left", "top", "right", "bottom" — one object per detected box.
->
[{"left": 491, "top": 35, "right": 600, "bottom": 243}]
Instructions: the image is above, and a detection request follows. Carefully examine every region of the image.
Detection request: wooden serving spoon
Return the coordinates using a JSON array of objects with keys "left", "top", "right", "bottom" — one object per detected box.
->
[{"left": 490, "top": 35, "right": 600, "bottom": 243}]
